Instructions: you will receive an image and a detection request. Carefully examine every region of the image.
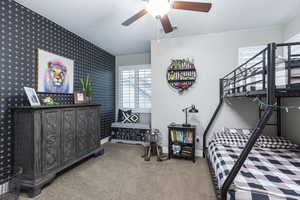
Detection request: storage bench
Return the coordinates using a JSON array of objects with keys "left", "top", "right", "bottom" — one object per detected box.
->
[{"left": 110, "top": 122, "right": 151, "bottom": 144}]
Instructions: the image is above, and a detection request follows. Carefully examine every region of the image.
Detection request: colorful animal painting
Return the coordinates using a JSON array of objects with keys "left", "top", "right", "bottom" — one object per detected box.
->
[{"left": 37, "top": 49, "right": 74, "bottom": 94}]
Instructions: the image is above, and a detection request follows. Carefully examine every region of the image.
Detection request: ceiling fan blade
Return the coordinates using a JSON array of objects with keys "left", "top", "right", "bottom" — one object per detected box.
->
[
  {"left": 172, "top": 1, "right": 212, "bottom": 12},
  {"left": 122, "top": 9, "right": 148, "bottom": 26},
  {"left": 160, "top": 15, "right": 173, "bottom": 33}
]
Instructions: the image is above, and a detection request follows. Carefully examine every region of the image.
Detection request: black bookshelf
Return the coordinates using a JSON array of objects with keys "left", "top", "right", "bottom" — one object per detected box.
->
[{"left": 168, "top": 124, "right": 196, "bottom": 163}]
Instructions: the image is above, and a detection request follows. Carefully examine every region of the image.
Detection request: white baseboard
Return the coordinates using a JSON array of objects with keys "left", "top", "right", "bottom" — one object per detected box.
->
[
  {"left": 101, "top": 136, "right": 110, "bottom": 145},
  {"left": 0, "top": 182, "right": 8, "bottom": 195},
  {"left": 195, "top": 149, "right": 203, "bottom": 157},
  {"left": 162, "top": 146, "right": 168, "bottom": 154},
  {"left": 162, "top": 146, "right": 203, "bottom": 157}
]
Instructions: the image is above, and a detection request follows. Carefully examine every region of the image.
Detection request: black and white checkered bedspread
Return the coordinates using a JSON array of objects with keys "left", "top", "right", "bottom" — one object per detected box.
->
[{"left": 208, "top": 141, "right": 300, "bottom": 200}]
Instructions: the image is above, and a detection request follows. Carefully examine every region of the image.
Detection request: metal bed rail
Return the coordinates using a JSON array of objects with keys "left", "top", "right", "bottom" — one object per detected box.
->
[
  {"left": 223, "top": 48, "right": 267, "bottom": 96},
  {"left": 222, "top": 42, "right": 300, "bottom": 97},
  {"left": 279, "top": 42, "right": 300, "bottom": 89}
]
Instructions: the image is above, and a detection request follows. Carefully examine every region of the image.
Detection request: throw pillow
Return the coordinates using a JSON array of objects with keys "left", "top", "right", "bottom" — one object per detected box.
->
[
  {"left": 117, "top": 109, "right": 132, "bottom": 122},
  {"left": 123, "top": 113, "right": 140, "bottom": 123}
]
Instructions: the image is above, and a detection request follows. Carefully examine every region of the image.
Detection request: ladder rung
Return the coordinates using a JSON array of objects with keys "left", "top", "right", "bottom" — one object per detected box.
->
[
  {"left": 266, "top": 123, "right": 277, "bottom": 126},
  {"left": 290, "top": 54, "right": 300, "bottom": 57},
  {"left": 259, "top": 109, "right": 277, "bottom": 112}
]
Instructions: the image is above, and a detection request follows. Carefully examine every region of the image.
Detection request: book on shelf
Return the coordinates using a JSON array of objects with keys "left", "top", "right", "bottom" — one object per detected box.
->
[
  {"left": 170, "top": 130, "right": 193, "bottom": 144},
  {"left": 172, "top": 145, "right": 181, "bottom": 154},
  {"left": 172, "top": 145, "right": 193, "bottom": 156},
  {"left": 182, "top": 146, "right": 193, "bottom": 154}
]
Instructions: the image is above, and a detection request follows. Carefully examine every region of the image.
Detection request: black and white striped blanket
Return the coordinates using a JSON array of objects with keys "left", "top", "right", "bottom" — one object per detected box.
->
[{"left": 208, "top": 133, "right": 300, "bottom": 200}]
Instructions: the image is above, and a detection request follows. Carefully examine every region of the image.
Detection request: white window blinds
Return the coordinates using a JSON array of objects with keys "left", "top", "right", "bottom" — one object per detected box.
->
[
  {"left": 119, "top": 65, "right": 151, "bottom": 111},
  {"left": 138, "top": 68, "right": 151, "bottom": 109},
  {"left": 120, "top": 70, "right": 135, "bottom": 109}
]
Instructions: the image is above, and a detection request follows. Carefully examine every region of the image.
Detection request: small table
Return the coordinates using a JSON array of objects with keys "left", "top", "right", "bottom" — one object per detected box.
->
[{"left": 168, "top": 124, "right": 196, "bottom": 163}]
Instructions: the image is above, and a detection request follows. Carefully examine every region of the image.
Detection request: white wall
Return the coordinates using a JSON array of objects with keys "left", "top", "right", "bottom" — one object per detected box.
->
[
  {"left": 116, "top": 53, "right": 151, "bottom": 67},
  {"left": 283, "top": 13, "right": 300, "bottom": 41},
  {"left": 285, "top": 33, "right": 300, "bottom": 43},
  {"left": 151, "top": 26, "right": 283, "bottom": 153}
]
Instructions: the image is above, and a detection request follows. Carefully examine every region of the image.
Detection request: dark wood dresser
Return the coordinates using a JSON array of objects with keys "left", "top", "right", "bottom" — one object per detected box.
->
[{"left": 12, "top": 104, "right": 103, "bottom": 197}]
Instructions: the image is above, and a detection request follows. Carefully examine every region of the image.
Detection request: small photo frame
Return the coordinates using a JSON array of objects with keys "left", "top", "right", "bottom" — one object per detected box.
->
[
  {"left": 24, "top": 87, "right": 41, "bottom": 106},
  {"left": 74, "top": 91, "right": 85, "bottom": 104}
]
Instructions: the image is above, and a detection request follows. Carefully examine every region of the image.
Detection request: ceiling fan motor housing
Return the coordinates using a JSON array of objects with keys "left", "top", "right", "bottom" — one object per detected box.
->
[{"left": 122, "top": 1, "right": 212, "bottom": 34}]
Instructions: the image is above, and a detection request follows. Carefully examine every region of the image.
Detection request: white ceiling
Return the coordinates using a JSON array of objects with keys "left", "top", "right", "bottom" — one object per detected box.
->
[{"left": 15, "top": 0, "right": 300, "bottom": 55}]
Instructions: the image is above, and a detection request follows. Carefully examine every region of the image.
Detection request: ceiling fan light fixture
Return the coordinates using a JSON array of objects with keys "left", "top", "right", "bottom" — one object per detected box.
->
[{"left": 146, "top": 0, "right": 171, "bottom": 17}]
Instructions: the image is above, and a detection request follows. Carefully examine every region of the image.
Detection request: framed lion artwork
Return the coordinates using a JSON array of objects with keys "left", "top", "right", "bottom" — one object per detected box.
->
[{"left": 37, "top": 49, "right": 74, "bottom": 94}]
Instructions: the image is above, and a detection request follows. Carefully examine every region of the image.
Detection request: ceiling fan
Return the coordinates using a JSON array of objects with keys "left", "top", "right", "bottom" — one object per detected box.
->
[{"left": 122, "top": 0, "right": 212, "bottom": 34}]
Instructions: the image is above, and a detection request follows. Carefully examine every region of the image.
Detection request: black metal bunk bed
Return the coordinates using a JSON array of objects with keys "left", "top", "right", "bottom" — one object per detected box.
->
[{"left": 203, "top": 42, "right": 300, "bottom": 200}]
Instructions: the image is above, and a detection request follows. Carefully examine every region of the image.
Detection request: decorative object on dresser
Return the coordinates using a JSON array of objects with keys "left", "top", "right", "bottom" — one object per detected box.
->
[
  {"left": 167, "top": 58, "right": 197, "bottom": 93},
  {"left": 37, "top": 49, "right": 74, "bottom": 94},
  {"left": 182, "top": 105, "right": 199, "bottom": 127},
  {"left": 42, "top": 97, "right": 59, "bottom": 105},
  {"left": 12, "top": 104, "right": 103, "bottom": 197},
  {"left": 168, "top": 124, "right": 196, "bottom": 163},
  {"left": 74, "top": 91, "right": 86, "bottom": 104},
  {"left": 80, "top": 75, "right": 92, "bottom": 103},
  {"left": 24, "top": 87, "right": 41, "bottom": 106}
]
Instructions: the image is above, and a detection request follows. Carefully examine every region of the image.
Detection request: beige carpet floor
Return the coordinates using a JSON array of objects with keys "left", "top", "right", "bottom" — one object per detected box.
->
[{"left": 19, "top": 143, "right": 216, "bottom": 200}]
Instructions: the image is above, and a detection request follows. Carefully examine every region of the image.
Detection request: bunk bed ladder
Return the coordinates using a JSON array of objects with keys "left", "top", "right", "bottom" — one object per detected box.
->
[
  {"left": 220, "top": 108, "right": 274, "bottom": 200},
  {"left": 202, "top": 79, "right": 224, "bottom": 157},
  {"left": 258, "top": 97, "right": 282, "bottom": 136},
  {"left": 221, "top": 43, "right": 277, "bottom": 200}
]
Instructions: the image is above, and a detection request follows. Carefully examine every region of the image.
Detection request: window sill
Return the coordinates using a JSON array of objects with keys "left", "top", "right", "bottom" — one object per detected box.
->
[{"left": 119, "top": 108, "right": 151, "bottom": 114}]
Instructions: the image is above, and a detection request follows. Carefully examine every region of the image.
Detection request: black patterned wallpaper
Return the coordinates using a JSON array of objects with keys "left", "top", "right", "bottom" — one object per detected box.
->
[{"left": 0, "top": 0, "right": 115, "bottom": 176}]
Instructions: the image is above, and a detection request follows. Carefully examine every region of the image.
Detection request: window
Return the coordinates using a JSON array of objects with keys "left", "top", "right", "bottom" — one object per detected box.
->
[
  {"left": 118, "top": 65, "right": 151, "bottom": 112},
  {"left": 285, "top": 33, "right": 300, "bottom": 56},
  {"left": 239, "top": 45, "right": 265, "bottom": 66}
]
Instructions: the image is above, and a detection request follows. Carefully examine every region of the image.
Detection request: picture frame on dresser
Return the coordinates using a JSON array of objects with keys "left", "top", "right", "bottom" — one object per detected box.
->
[
  {"left": 74, "top": 91, "right": 86, "bottom": 104},
  {"left": 24, "top": 87, "right": 41, "bottom": 106}
]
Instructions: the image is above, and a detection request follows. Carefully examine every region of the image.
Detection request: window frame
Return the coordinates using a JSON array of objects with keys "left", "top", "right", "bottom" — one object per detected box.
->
[{"left": 117, "top": 64, "right": 151, "bottom": 113}]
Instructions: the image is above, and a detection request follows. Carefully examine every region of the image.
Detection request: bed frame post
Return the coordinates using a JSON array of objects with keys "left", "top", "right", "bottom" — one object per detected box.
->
[
  {"left": 221, "top": 43, "right": 277, "bottom": 200},
  {"left": 277, "top": 97, "right": 281, "bottom": 137},
  {"left": 202, "top": 79, "right": 224, "bottom": 157},
  {"left": 267, "top": 43, "right": 276, "bottom": 105}
]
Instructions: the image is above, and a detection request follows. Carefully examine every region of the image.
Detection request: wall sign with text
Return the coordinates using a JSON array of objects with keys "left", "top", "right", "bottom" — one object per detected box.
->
[{"left": 166, "top": 58, "right": 197, "bottom": 93}]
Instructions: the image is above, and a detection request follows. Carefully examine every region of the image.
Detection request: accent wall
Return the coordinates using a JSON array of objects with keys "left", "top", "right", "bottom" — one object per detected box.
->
[{"left": 0, "top": 0, "right": 115, "bottom": 178}]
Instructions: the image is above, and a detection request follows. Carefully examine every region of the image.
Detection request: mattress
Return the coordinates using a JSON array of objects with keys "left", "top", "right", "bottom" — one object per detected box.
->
[{"left": 208, "top": 134, "right": 300, "bottom": 200}]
